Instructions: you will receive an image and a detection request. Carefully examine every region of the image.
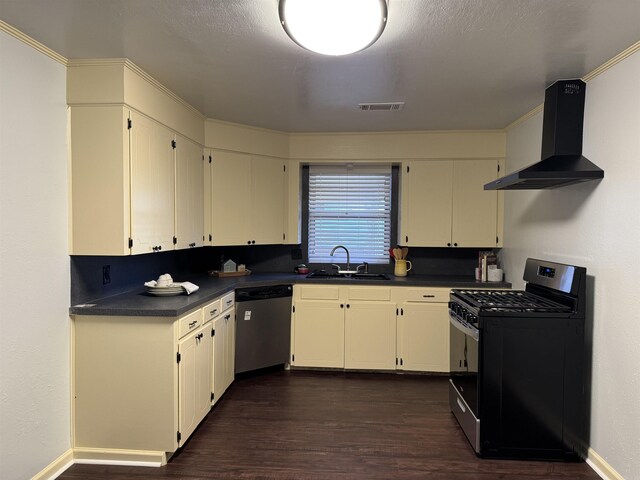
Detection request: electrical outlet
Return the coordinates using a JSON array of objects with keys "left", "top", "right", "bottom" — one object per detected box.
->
[{"left": 102, "top": 265, "right": 111, "bottom": 285}]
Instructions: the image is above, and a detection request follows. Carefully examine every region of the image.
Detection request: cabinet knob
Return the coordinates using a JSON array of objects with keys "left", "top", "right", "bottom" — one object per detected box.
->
[
  {"left": 447, "top": 243, "right": 451, "bottom": 247},
  {"left": 454, "top": 242, "right": 458, "bottom": 247},
  {"left": 340, "top": 304, "right": 344, "bottom": 308},
  {"left": 247, "top": 240, "right": 251, "bottom": 245},
  {"left": 251, "top": 240, "right": 256, "bottom": 244}
]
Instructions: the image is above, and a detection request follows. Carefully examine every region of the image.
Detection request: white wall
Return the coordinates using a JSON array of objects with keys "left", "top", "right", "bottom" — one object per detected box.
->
[
  {"left": 501, "top": 51, "right": 640, "bottom": 480},
  {"left": 0, "top": 31, "right": 71, "bottom": 479}
]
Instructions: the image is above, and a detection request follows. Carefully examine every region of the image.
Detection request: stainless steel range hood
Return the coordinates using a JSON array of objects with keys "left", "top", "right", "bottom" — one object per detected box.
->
[{"left": 485, "top": 79, "right": 604, "bottom": 190}]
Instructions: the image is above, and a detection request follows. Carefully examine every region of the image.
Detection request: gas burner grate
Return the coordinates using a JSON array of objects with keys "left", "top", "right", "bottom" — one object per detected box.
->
[{"left": 455, "top": 290, "right": 571, "bottom": 313}]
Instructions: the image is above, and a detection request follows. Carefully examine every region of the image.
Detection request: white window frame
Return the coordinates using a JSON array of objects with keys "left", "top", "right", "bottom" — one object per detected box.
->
[{"left": 307, "top": 165, "right": 392, "bottom": 265}]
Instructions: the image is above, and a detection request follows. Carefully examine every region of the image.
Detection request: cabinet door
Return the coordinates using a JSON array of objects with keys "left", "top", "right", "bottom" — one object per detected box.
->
[
  {"left": 212, "top": 315, "right": 226, "bottom": 404},
  {"left": 293, "top": 301, "right": 345, "bottom": 368},
  {"left": 130, "top": 112, "right": 175, "bottom": 254},
  {"left": 196, "top": 324, "right": 213, "bottom": 423},
  {"left": 178, "top": 323, "right": 212, "bottom": 446},
  {"left": 345, "top": 303, "right": 397, "bottom": 370},
  {"left": 69, "top": 106, "right": 131, "bottom": 255},
  {"left": 401, "top": 161, "right": 453, "bottom": 247},
  {"left": 251, "top": 156, "right": 285, "bottom": 244},
  {"left": 175, "top": 135, "right": 204, "bottom": 249},
  {"left": 452, "top": 159, "right": 499, "bottom": 247},
  {"left": 178, "top": 329, "right": 198, "bottom": 445},
  {"left": 398, "top": 303, "right": 450, "bottom": 372},
  {"left": 224, "top": 307, "right": 236, "bottom": 392},
  {"left": 211, "top": 151, "right": 252, "bottom": 245},
  {"left": 203, "top": 149, "right": 212, "bottom": 246}
]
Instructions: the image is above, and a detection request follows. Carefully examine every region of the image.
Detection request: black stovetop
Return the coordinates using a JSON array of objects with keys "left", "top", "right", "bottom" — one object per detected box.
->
[{"left": 451, "top": 289, "right": 572, "bottom": 314}]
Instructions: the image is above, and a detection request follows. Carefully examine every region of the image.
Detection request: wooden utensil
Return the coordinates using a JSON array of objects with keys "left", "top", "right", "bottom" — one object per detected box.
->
[{"left": 401, "top": 247, "right": 408, "bottom": 259}]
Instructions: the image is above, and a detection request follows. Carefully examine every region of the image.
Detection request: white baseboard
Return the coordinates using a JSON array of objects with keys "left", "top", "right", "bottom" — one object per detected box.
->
[
  {"left": 31, "top": 449, "right": 74, "bottom": 480},
  {"left": 31, "top": 447, "right": 167, "bottom": 479},
  {"left": 587, "top": 448, "right": 626, "bottom": 480},
  {"left": 73, "top": 447, "right": 167, "bottom": 467}
]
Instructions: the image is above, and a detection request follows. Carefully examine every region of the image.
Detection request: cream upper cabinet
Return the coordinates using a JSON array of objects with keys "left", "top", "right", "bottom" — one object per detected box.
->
[
  {"left": 251, "top": 155, "right": 285, "bottom": 244},
  {"left": 203, "top": 149, "right": 213, "bottom": 246},
  {"left": 208, "top": 151, "right": 285, "bottom": 246},
  {"left": 69, "top": 105, "right": 131, "bottom": 255},
  {"left": 400, "top": 159, "right": 501, "bottom": 248},
  {"left": 129, "top": 111, "right": 176, "bottom": 254},
  {"left": 400, "top": 160, "right": 453, "bottom": 247},
  {"left": 69, "top": 106, "right": 207, "bottom": 255},
  {"left": 68, "top": 61, "right": 206, "bottom": 256},
  {"left": 175, "top": 135, "right": 204, "bottom": 249},
  {"left": 451, "top": 159, "right": 499, "bottom": 247},
  {"left": 209, "top": 151, "right": 252, "bottom": 245}
]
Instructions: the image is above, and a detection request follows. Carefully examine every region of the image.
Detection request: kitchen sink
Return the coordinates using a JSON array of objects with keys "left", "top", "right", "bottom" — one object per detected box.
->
[{"left": 306, "top": 272, "right": 389, "bottom": 280}]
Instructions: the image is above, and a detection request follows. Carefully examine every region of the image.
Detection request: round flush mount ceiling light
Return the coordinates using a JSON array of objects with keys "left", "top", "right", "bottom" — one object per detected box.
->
[{"left": 278, "top": 0, "right": 388, "bottom": 56}]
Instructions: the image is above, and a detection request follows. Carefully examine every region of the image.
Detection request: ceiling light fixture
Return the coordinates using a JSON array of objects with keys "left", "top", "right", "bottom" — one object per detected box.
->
[{"left": 278, "top": 0, "right": 388, "bottom": 56}]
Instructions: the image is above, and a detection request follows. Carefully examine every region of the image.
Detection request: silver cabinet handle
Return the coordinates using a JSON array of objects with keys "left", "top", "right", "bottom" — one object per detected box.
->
[
  {"left": 423, "top": 294, "right": 435, "bottom": 298},
  {"left": 188, "top": 320, "right": 198, "bottom": 328},
  {"left": 210, "top": 309, "right": 218, "bottom": 316},
  {"left": 226, "top": 300, "right": 233, "bottom": 306}
]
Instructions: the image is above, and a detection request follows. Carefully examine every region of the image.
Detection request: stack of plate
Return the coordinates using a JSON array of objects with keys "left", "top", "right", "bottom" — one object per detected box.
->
[{"left": 146, "top": 284, "right": 184, "bottom": 297}]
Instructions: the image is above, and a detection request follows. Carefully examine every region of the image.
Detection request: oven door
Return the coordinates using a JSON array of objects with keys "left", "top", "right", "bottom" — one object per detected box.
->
[{"left": 449, "top": 313, "right": 480, "bottom": 452}]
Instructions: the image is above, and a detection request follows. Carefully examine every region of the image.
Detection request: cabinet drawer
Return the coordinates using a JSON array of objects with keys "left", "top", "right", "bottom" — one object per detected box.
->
[
  {"left": 404, "top": 288, "right": 450, "bottom": 303},
  {"left": 298, "top": 286, "right": 341, "bottom": 300},
  {"left": 203, "top": 299, "right": 222, "bottom": 323},
  {"left": 221, "top": 291, "right": 235, "bottom": 312},
  {"left": 179, "top": 309, "right": 203, "bottom": 338},
  {"left": 347, "top": 287, "right": 391, "bottom": 301}
]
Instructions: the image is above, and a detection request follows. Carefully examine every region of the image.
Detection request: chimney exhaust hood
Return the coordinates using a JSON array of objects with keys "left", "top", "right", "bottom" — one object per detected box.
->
[{"left": 485, "top": 79, "right": 604, "bottom": 190}]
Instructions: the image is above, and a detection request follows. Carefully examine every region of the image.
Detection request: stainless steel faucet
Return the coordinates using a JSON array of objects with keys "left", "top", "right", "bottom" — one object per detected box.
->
[{"left": 330, "top": 245, "right": 351, "bottom": 272}]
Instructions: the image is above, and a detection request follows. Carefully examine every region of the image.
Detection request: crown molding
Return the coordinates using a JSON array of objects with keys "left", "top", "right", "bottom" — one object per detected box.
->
[
  {"left": 0, "top": 20, "right": 67, "bottom": 65},
  {"left": 506, "top": 40, "right": 640, "bottom": 132}
]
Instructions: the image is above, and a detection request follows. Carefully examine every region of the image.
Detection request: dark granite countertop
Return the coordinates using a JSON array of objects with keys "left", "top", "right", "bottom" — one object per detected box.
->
[{"left": 69, "top": 272, "right": 511, "bottom": 317}]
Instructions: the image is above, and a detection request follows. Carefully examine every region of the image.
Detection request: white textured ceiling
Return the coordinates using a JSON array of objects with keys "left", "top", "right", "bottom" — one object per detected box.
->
[{"left": 1, "top": 0, "right": 639, "bottom": 132}]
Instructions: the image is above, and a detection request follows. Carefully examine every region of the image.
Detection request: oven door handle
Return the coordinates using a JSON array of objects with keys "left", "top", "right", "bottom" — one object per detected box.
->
[{"left": 449, "top": 313, "right": 479, "bottom": 342}]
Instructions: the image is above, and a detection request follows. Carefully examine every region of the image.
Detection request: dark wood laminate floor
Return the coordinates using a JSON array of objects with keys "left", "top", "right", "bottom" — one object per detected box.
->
[{"left": 59, "top": 370, "right": 600, "bottom": 479}]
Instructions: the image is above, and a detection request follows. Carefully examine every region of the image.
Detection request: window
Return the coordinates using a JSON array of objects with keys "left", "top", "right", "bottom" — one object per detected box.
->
[{"left": 306, "top": 165, "right": 393, "bottom": 264}]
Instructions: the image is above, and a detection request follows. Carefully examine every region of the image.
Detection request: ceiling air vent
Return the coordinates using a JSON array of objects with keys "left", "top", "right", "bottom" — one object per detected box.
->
[{"left": 358, "top": 102, "right": 405, "bottom": 111}]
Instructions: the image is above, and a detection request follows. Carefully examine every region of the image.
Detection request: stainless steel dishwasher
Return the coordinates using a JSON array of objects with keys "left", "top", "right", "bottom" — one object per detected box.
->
[{"left": 234, "top": 284, "right": 292, "bottom": 374}]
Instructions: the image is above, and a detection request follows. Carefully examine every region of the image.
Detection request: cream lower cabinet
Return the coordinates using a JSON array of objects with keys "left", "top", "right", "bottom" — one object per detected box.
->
[
  {"left": 291, "top": 285, "right": 396, "bottom": 370},
  {"left": 213, "top": 307, "right": 236, "bottom": 401},
  {"left": 73, "top": 296, "right": 237, "bottom": 459},
  {"left": 212, "top": 292, "right": 236, "bottom": 404},
  {"left": 400, "top": 159, "right": 501, "bottom": 248},
  {"left": 344, "top": 302, "right": 397, "bottom": 370},
  {"left": 178, "top": 320, "right": 212, "bottom": 446},
  {"left": 293, "top": 300, "right": 345, "bottom": 368},
  {"left": 291, "top": 285, "right": 451, "bottom": 373},
  {"left": 394, "top": 288, "right": 450, "bottom": 373}
]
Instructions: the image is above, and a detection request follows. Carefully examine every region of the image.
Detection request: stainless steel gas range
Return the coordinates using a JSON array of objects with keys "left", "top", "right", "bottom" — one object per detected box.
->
[{"left": 448, "top": 258, "right": 590, "bottom": 461}]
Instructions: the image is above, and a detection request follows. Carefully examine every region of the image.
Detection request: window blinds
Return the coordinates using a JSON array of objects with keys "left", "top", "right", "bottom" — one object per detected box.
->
[{"left": 308, "top": 165, "right": 392, "bottom": 265}]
